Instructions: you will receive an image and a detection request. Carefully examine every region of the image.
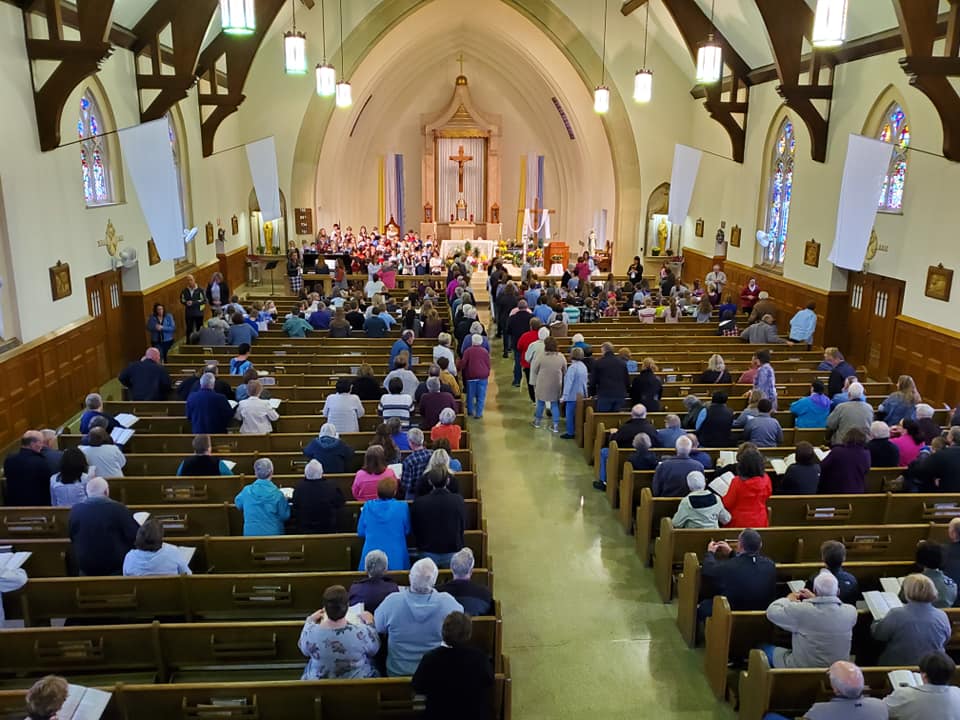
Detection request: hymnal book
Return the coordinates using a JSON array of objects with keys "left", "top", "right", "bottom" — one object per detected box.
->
[
  {"left": 59, "top": 685, "right": 112, "bottom": 720},
  {"left": 110, "top": 427, "right": 135, "bottom": 445},
  {"left": 170, "top": 544, "right": 196, "bottom": 566},
  {"left": 888, "top": 670, "right": 923, "bottom": 688},
  {"left": 863, "top": 590, "right": 902, "bottom": 620},
  {"left": 708, "top": 472, "right": 734, "bottom": 496},
  {"left": 0, "top": 551, "right": 31, "bottom": 572},
  {"left": 268, "top": 398, "right": 282, "bottom": 410},
  {"left": 222, "top": 460, "right": 237, "bottom": 471},
  {"left": 814, "top": 447, "right": 830, "bottom": 461},
  {"left": 717, "top": 451, "right": 737, "bottom": 467},
  {"left": 388, "top": 463, "right": 403, "bottom": 479},
  {"left": 880, "top": 577, "right": 905, "bottom": 595},
  {"left": 133, "top": 512, "right": 151, "bottom": 526},
  {"left": 228, "top": 400, "right": 239, "bottom": 409},
  {"left": 786, "top": 580, "right": 806, "bottom": 593},
  {"left": 113, "top": 413, "right": 139, "bottom": 429},
  {"left": 769, "top": 458, "right": 789, "bottom": 476},
  {"left": 279, "top": 486, "right": 294, "bottom": 500}
]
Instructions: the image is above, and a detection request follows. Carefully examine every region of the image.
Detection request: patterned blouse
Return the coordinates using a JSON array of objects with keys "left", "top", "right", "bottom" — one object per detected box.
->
[
  {"left": 298, "top": 617, "right": 381, "bottom": 680},
  {"left": 754, "top": 363, "right": 778, "bottom": 411}
]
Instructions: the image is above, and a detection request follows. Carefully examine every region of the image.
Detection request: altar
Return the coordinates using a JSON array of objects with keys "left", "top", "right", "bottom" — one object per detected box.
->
[{"left": 440, "top": 238, "right": 496, "bottom": 259}]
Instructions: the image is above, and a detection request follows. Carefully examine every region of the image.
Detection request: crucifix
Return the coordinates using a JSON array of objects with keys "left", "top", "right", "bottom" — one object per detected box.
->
[{"left": 448, "top": 144, "right": 474, "bottom": 194}]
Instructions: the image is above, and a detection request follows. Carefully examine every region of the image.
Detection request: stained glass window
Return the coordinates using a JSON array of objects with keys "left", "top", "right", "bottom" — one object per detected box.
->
[
  {"left": 877, "top": 103, "right": 909, "bottom": 212},
  {"left": 760, "top": 119, "right": 796, "bottom": 268},
  {"left": 79, "top": 90, "right": 113, "bottom": 206}
]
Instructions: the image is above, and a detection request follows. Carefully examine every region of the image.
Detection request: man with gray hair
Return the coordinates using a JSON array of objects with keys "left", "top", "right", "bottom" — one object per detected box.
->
[
  {"left": 439, "top": 547, "right": 493, "bottom": 616},
  {"left": 763, "top": 661, "right": 886, "bottom": 720},
  {"left": 671, "top": 471, "right": 730, "bottom": 529},
  {"left": 459, "top": 321, "right": 489, "bottom": 355},
  {"left": 374, "top": 557, "right": 463, "bottom": 676},
  {"left": 68, "top": 476, "right": 139, "bottom": 576},
  {"left": 826, "top": 381, "right": 874, "bottom": 445},
  {"left": 612, "top": 403, "right": 662, "bottom": 449},
  {"left": 764, "top": 569, "right": 857, "bottom": 668},
  {"left": 185, "top": 372, "right": 234, "bottom": 434},
  {"left": 658, "top": 414, "right": 684, "bottom": 449},
  {"left": 349, "top": 549, "right": 399, "bottom": 613},
  {"left": 740, "top": 313, "right": 787, "bottom": 344},
  {"left": 80, "top": 393, "right": 116, "bottom": 435},
  {"left": 401, "top": 428, "right": 432, "bottom": 499},
  {"left": 234, "top": 458, "right": 290, "bottom": 536},
  {"left": 418, "top": 376, "right": 457, "bottom": 429},
  {"left": 915, "top": 403, "right": 943, "bottom": 444},
  {"left": 652, "top": 435, "right": 704, "bottom": 497},
  {"left": 390, "top": 329, "right": 416, "bottom": 370},
  {"left": 291, "top": 459, "right": 344, "bottom": 534}
]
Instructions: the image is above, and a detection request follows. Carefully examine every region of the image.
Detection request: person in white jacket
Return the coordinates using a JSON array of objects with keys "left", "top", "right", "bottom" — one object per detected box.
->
[
  {"left": 671, "top": 471, "right": 731, "bottom": 529},
  {"left": 235, "top": 379, "right": 279, "bottom": 434},
  {"left": 0, "top": 563, "right": 27, "bottom": 626},
  {"left": 322, "top": 379, "right": 365, "bottom": 433}
]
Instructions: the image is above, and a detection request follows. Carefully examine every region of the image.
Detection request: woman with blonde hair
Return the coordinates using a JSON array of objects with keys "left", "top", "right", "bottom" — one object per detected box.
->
[
  {"left": 235, "top": 379, "right": 279, "bottom": 434},
  {"left": 871, "top": 573, "right": 950, "bottom": 665},
  {"left": 695, "top": 353, "right": 732, "bottom": 385},
  {"left": 878, "top": 374, "right": 922, "bottom": 426},
  {"left": 733, "top": 389, "right": 764, "bottom": 428}
]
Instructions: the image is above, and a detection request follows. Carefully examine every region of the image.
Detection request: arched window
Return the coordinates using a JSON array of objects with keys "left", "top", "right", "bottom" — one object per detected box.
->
[
  {"left": 876, "top": 103, "right": 910, "bottom": 212},
  {"left": 759, "top": 118, "right": 796, "bottom": 268},
  {"left": 79, "top": 90, "right": 113, "bottom": 206}
]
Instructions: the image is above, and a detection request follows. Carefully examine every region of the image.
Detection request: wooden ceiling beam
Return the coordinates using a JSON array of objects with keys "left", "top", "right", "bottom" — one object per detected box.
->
[
  {"left": 657, "top": 0, "right": 752, "bottom": 162},
  {"left": 130, "top": 0, "right": 219, "bottom": 123},
  {"left": 17, "top": 0, "right": 115, "bottom": 151},
  {"left": 754, "top": 0, "right": 834, "bottom": 163},
  {"left": 894, "top": 0, "right": 960, "bottom": 161},
  {"left": 620, "top": 0, "right": 650, "bottom": 15},
  {"left": 195, "top": 0, "right": 286, "bottom": 156}
]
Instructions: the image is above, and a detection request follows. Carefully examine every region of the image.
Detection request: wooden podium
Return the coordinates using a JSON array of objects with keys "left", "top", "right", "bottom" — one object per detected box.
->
[{"left": 546, "top": 242, "right": 569, "bottom": 269}]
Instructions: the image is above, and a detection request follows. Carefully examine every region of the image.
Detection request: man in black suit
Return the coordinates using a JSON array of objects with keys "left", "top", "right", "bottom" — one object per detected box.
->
[
  {"left": 438, "top": 547, "right": 493, "bottom": 616},
  {"left": 698, "top": 529, "right": 777, "bottom": 622},
  {"left": 119, "top": 347, "right": 172, "bottom": 401},
  {"left": 411, "top": 468, "right": 465, "bottom": 569},
  {"left": 68, "top": 477, "right": 139, "bottom": 576},
  {"left": 3, "top": 431, "right": 52, "bottom": 506}
]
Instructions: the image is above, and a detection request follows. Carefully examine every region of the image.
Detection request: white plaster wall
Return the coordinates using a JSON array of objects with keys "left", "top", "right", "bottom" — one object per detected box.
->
[
  {"left": 682, "top": 49, "right": 960, "bottom": 332},
  {"left": 0, "top": 2, "right": 251, "bottom": 341}
]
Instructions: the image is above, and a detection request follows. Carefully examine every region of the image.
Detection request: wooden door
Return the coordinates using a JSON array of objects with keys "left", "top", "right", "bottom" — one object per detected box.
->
[
  {"left": 846, "top": 272, "right": 905, "bottom": 379},
  {"left": 85, "top": 269, "right": 124, "bottom": 377}
]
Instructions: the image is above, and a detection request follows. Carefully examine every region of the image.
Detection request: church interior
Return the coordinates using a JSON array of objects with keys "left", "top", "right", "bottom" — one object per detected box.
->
[{"left": 1, "top": 0, "right": 960, "bottom": 718}]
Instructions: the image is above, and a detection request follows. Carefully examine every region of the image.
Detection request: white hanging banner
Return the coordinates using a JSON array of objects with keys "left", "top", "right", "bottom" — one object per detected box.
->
[
  {"left": 667, "top": 144, "right": 702, "bottom": 226},
  {"left": 828, "top": 134, "right": 894, "bottom": 271},
  {"left": 118, "top": 119, "right": 183, "bottom": 260},
  {"left": 245, "top": 137, "right": 282, "bottom": 222}
]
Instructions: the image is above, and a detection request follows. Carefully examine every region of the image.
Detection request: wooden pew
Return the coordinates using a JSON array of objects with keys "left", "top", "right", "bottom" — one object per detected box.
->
[
  {"left": 0, "top": 616, "right": 500, "bottom": 678},
  {"left": 673, "top": 552, "right": 917, "bottom": 648},
  {"left": 0, "top": 498, "right": 482, "bottom": 540},
  {"left": 102, "top": 471, "right": 478, "bottom": 504},
  {"left": 651, "top": 521, "right": 946, "bottom": 602},
  {"left": 2, "top": 530, "right": 488, "bottom": 578},
  {"left": 0, "top": 668, "right": 513, "bottom": 720},
  {"left": 634, "top": 490, "right": 960, "bottom": 565},
  {"left": 5, "top": 569, "right": 493, "bottom": 625}
]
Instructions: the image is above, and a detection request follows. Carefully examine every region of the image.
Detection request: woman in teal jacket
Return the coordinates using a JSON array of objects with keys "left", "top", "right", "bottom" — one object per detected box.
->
[
  {"left": 235, "top": 459, "right": 290, "bottom": 535},
  {"left": 357, "top": 475, "right": 410, "bottom": 571}
]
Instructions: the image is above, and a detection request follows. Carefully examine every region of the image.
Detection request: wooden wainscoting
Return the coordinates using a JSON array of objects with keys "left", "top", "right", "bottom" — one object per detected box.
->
[
  {"left": 890, "top": 317, "right": 960, "bottom": 407},
  {"left": 681, "top": 247, "right": 849, "bottom": 349},
  {"left": 217, "top": 247, "right": 248, "bottom": 292},
  {"left": 0, "top": 318, "right": 105, "bottom": 449},
  {"left": 120, "top": 260, "right": 223, "bottom": 363}
]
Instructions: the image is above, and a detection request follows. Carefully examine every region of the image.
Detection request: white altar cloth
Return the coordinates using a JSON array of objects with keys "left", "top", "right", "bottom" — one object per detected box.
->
[{"left": 440, "top": 239, "right": 496, "bottom": 259}]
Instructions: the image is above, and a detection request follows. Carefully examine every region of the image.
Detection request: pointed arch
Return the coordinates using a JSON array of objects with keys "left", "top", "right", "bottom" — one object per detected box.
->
[
  {"left": 77, "top": 79, "right": 124, "bottom": 207},
  {"left": 863, "top": 86, "right": 912, "bottom": 215},
  {"left": 755, "top": 107, "right": 797, "bottom": 271}
]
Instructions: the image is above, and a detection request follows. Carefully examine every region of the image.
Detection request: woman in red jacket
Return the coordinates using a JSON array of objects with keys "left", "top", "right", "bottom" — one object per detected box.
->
[
  {"left": 722, "top": 448, "right": 772, "bottom": 527},
  {"left": 740, "top": 278, "right": 760, "bottom": 315},
  {"left": 457, "top": 334, "right": 492, "bottom": 419}
]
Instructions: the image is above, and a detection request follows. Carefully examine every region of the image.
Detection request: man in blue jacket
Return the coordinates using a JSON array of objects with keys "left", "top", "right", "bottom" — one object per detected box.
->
[
  {"left": 119, "top": 347, "right": 172, "bottom": 401},
  {"left": 185, "top": 373, "right": 234, "bottom": 434}
]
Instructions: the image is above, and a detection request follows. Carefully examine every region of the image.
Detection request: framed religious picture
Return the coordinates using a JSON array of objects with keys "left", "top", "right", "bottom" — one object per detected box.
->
[
  {"left": 925, "top": 264, "right": 953, "bottom": 302},
  {"left": 730, "top": 225, "right": 741, "bottom": 247},
  {"left": 49, "top": 261, "right": 71, "bottom": 301},
  {"left": 695, "top": 218, "right": 704, "bottom": 237},
  {"left": 231, "top": 215, "right": 239, "bottom": 235},
  {"left": 205, "top": 222, "right": 215, "bottom": 245},
  {"left": 424, "top": 202, "right": 433, "bottom": 223},
  {"left": 804, "top": 239, "right": 821, "bottom": 268},
  {"left": 147, "top": 238, "right": 161, "bottom": 265}
]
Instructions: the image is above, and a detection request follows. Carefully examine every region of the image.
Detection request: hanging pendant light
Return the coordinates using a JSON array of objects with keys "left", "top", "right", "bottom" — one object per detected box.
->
[
  {"left": 283, "top": 0, "right": 307, "bottom": 75},
  {"left": 812, "top": 0, "right": 848, "bottom": 48},
  {"left": 334, "top": 0, "right": 352, "bottom": 107},
  {"left": 594, "top": 0, "right": 610, "bottom": 114},
  {"left": 695, "top": 0, "right": 722, "bottom": 84},
  {"left": 633, "top": 2, "right": 653, "bottom": 103},
  {"left": 220, "top": 0, "right": 256, "bottom": 36},
  {"left": 315, "top": 0, "right": 336, "bottom": 95}
]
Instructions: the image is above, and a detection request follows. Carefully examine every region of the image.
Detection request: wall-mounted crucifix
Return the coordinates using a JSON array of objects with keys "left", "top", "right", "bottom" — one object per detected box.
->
[{"left": 448, "top": 144, "right": 474, "bottom": 194}]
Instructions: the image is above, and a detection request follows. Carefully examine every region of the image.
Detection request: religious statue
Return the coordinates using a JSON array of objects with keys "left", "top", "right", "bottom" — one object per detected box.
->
[
  {"left": 98, "top": 219, "right": 123, "bottom": 258},
  {"left": 657, "top": 217, "right": 668, "bottom": 252},
  {"left": 263, "top": 220, "right": 274, "bottom": 251},
  {"left": 587, "top": 229, "right": 597, "bottom": 254}
]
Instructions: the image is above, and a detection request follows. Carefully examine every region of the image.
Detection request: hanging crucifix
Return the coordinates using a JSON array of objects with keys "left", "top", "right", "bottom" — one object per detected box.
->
[{"left": 449, "top": 144, "right": 474, "bottom": 194}]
